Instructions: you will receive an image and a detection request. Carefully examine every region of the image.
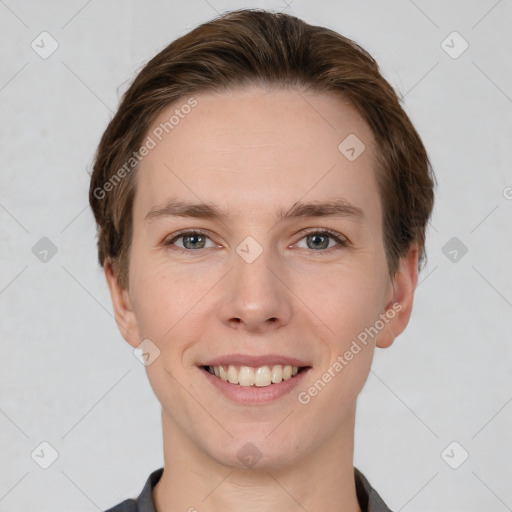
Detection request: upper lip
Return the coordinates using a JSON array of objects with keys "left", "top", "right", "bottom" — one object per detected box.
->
[{"left": 200, "top": 354, "right": 311, "bottom": 368}]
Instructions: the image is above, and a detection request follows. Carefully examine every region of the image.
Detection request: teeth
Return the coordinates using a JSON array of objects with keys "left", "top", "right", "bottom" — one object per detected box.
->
[
  {"left": 207, "top": 364, "right": 301, "bottom": 387},
  {"left": 227, "top": 364, "right": 239, "bottom": 384},
  {"left": 255, "top": 366, "right": 271, "bottom": 387},
  {"left": 271, "top": 365, "right": 282, "bottom": 383},
  {"left": 238, "top": 366, "right": 255, "bottom": 386},
  {"left": 219, "top": 365, "right": 228, "bottom": 381}
]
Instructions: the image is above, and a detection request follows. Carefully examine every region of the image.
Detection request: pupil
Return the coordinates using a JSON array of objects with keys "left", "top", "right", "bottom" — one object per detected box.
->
[
  {"left": 184, "top": 235, "right": 204, "bottom": 249},
  {"left": 308, "top": 234, "right": 328, "bottom": 250}
]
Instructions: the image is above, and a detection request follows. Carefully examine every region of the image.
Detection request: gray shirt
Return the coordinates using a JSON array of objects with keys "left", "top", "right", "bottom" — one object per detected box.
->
[{"left": 104, "top": 467, "right": 393, "bottom": 511}]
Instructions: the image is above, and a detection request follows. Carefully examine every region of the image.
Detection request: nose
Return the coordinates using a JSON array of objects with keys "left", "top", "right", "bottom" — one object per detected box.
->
[{"left": 217, "top": 244, "right": 293, "bottom": 333}]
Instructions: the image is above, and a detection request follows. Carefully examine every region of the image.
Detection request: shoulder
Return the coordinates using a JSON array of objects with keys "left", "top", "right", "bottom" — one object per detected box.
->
[
  {"left": 102, "top": 468, "right": 164, "bottom": 512},
  {"left": 354, "top": 467, "right": 394, "bottom": 512},
  {"left": 103, "top": 498, "right": 137, "bottom": 512}
]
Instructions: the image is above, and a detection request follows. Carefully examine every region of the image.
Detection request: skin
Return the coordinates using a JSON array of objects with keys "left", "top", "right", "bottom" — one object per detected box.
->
[{"left": 104, "top": 86, "right": 419, "bottom": 512}]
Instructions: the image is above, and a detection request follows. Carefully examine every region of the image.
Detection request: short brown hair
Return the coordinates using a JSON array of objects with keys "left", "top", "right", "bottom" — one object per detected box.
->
[{"left": 89, "top": 8, "right": 435, "bottom": 290}]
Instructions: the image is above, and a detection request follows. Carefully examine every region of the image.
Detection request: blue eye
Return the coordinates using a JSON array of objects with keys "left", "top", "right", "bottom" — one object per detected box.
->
[
  {"left": 163, "top": 228, "right": 349, "bottom": 254},
  {"left": 297, "top": 230, "right": 348, "bottom": 251},
  {"left": 164, "top": 231, "right": 216, "bottom": 250}
]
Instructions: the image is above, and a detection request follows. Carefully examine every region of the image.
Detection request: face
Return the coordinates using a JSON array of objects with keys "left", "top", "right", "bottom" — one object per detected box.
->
[{"left": 105, "top": 86, "right": 418, "bottom": 470}]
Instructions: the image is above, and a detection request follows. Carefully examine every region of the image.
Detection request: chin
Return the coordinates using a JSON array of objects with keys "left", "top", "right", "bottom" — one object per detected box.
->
[{"left": 205, "top": 431, "right": 304, "bottom": 472}]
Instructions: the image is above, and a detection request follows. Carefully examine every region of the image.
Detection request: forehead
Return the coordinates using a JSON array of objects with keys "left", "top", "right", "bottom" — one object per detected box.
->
[{"left": 134, "top": 87, "right": 380, "bottom": 223}]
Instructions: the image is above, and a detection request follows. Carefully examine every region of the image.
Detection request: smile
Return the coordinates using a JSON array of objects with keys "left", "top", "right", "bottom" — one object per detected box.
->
[
  {"left": 198, "top": 354, "right": 312, "bottom": 403},
  {"left": 203, "top": 364, "right": 305, "bottom": 387}
]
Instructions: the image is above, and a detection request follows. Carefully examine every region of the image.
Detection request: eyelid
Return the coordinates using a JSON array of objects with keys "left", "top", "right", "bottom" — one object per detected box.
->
[
  {"left": 163, "top": 227, "right": 350, "bottom": 253},
  {"left": 293, "top": 227, "right": 351, "bottom": 252},
  {"left": 163, "top": 229, "right": 219, "bottom": 248},
  {"left": 298, "top": 227, "right": 349, "bottom": 244}
]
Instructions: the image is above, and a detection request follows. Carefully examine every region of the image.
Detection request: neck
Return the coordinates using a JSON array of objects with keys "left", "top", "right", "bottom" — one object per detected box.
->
[{"left": 153, "top": 407, "right": 362, "bottom": 512}]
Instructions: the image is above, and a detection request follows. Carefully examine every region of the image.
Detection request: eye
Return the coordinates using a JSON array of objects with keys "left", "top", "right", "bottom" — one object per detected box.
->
[
  {"left": 163, "top": 228, "right": 349, "bottom": 254},
  {"left": 295, "top": 229, "right": 349, "bottom": 252},
  {"left": 163, "top": 230, "right": 217, "bottom": 251}
]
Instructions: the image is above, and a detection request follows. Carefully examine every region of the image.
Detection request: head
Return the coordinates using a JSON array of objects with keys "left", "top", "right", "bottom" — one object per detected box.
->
[{"left": 89, "top": 9, "right": 434, "bottom": 469}]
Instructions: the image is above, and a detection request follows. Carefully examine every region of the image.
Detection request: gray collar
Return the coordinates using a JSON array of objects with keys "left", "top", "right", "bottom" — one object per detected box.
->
[{"left": 105, "top": 466, "right": 393, "bottom": 511}]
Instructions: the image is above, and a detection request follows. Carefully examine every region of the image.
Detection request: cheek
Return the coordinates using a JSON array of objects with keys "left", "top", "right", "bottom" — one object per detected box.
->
[
  {"left": 130, "top": 258, "right": 217, "bottom": 367},
  {"left": 296, "top": 260, "right": 387, "bottom": 343},
  {"left": 130, "top": 247, "right": 206, "bottom": 320},
  {"left": 295, "top": 268, "right": 381, "bottom": 422}
]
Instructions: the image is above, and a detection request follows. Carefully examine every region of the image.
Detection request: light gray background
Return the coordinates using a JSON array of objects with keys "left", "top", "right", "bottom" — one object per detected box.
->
[{"left": 1, "top": 0, "right": 511, "bottom": 511}]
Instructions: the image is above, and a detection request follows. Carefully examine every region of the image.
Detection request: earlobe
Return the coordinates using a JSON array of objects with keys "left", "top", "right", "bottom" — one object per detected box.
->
[
  {"left": 103, "top": 259, "right": 140, "bottom": 348},
  {"left": 376, "top": 245, "right": 419, "bottom": 349}
]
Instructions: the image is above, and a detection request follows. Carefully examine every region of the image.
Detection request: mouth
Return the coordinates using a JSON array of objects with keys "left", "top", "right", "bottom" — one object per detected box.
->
[
  {"left": 201, "top": 364, "right": 310, "bottom": 387},
  {"left": 197, "top": 354, "right": 312, "bottom": 403}
]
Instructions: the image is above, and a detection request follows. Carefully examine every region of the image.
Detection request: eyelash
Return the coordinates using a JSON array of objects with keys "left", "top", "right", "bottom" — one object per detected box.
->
[{"left": 162, "top": 228, "right": 350, "bottom": 256}]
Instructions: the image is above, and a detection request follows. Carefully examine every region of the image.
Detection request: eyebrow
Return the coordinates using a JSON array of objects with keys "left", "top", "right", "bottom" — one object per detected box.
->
[{"left": 144, "top": 197, "right": 365, "bottom": 223}]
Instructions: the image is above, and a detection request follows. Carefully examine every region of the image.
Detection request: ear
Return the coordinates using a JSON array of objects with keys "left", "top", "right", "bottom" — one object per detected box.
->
[
  {"left": 376, "top": 244, "right": 419, "bottom": 349},
  {"left": 103, "top": 258, "right": 140, "bottom": 348}
]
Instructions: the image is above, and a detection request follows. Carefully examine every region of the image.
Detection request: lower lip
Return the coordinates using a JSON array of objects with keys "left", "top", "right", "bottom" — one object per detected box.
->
[{"left": 200, "top": 367, "right": 311, "bottom": 404}]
